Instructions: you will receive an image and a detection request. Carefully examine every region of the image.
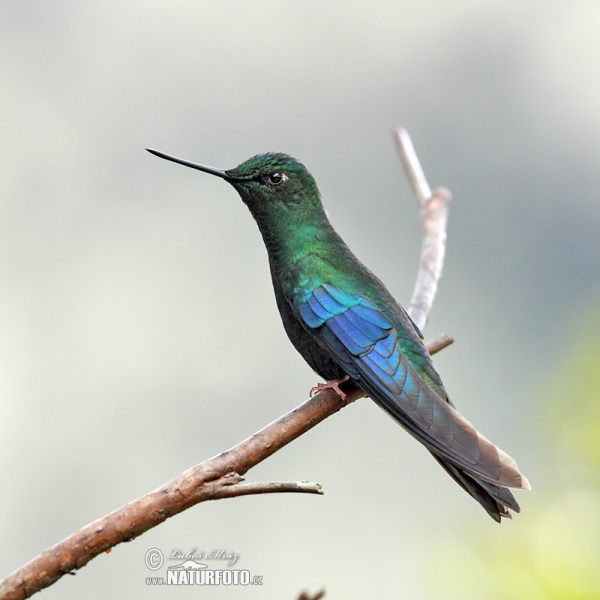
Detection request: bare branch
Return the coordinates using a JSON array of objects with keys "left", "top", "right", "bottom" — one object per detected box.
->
[
  {"left": 394, "top": 128, "right": 451, "bottom": 332},
  {"left": 217, "top": 479, "right": 324, "bottom": 498},
  {"left": 0, "top": 130, "right": 452, "bottom": 600},
  {"left": 408, "top": 186, "right": 451, "bottom": 331},
  {"left": 425, "top": 333, "right": 454, "bottom": 355},
  {"left": 395, "top": 128, "right": 432, "bottom": 205},
  {"left": 0, "top": 386, "right": 361, "bottom": 600}
]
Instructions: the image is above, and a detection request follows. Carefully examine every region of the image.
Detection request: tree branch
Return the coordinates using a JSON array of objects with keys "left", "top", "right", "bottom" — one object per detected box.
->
[
  {"left": 0, "top": 130, "right": 452, "bottom": 600},
  {"left": 395, "top": 127, "right": 452, "bottom": 332},
  {"left": 216, "top": 479, "right": 324, "bottom": 498},
  {"left": 423, "top": 332, "right": 454, "bottom": 355}
]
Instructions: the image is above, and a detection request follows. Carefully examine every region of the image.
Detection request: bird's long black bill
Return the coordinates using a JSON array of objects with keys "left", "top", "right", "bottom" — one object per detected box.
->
[{"left": 146, "top": 148, "right": 230, "bottom": 179}]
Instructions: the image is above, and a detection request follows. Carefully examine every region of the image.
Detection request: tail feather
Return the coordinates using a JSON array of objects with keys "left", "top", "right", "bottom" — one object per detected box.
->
[{"left": 431, "top": 453, "right": 520, "bottom": 522}]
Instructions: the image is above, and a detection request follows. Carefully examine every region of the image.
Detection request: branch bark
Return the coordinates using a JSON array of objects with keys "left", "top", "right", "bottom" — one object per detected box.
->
[{"left": 0, "top": 130, "right": 452, "bottom": 600}]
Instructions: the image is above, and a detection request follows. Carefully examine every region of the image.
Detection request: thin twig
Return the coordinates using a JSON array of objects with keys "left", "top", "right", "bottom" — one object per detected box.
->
[
  {"left": 217, "top": 480, "right": 324, "bottom": 498},
  {"left": 395, "top": 127, "right": 432, "bottom": 206},
  {"left": 424, "top": 332, "right": 454, "bottom": 355},
  {"left": 408, "top": 186, "right": 451, "bottom": 331},
  {"left": 395, "top": 128, "right": 451, "bottom": 331},
  {"left": 0, "top": 131, "right": 452, "bottom": 600}
]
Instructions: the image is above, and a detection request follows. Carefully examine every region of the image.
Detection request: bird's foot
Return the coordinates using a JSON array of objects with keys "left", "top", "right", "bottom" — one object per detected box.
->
[{"left": 310, "top": 375, "right": 350, "bottom": 401}]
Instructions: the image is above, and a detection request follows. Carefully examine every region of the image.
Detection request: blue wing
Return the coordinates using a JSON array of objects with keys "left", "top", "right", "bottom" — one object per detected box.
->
[{"left": 294, "top": 283, "right": 528, "bottom": 491}]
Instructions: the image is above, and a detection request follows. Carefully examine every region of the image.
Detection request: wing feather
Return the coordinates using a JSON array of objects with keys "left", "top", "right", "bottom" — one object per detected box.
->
[{"left": 294, "top": 284, "right": 530, "bottom": 491}]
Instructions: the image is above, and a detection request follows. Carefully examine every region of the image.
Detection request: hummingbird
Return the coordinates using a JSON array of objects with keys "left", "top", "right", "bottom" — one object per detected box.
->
[{"left": 147, "top": 148, "right": 530, "bottom": 521}]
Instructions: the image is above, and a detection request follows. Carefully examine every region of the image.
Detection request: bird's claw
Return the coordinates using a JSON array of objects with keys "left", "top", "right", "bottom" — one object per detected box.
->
[{"left": 310, "top": 375, "right": 350, "bottom": 401}]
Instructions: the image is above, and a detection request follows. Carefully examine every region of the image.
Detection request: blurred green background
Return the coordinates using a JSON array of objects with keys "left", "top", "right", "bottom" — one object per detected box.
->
[{"left": 1, "top": 2, "right": 599, "bottom": 599}]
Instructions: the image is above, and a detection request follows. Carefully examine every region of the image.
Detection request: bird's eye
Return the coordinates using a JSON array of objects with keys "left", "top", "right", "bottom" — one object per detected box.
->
[{"left": 257, "top": 172, "right": 288, "bottom": 186}]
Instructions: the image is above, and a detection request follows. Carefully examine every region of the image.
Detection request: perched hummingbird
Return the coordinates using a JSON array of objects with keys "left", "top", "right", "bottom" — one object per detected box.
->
[{"left": 147, "top": 148, "right": 530, "bottom": 521}]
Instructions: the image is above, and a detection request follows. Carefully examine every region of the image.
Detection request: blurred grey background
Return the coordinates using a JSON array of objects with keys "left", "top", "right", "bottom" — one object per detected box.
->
[{"left": 1, "top": 2, "right": 599, "bottom": 599}]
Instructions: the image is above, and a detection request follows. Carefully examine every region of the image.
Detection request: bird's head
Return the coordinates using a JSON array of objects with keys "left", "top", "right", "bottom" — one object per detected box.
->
[{"left": 146, "top": 149, "right": 323, "bottom": 227}]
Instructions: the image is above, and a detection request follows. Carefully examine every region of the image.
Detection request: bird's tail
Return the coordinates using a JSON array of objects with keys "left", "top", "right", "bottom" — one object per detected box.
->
[{"left": 431, "top": 453, "right": 520, "bottom": 522}]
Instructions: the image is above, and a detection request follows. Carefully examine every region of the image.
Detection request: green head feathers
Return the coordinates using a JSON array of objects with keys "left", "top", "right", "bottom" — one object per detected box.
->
[
  {"left": 146, "top": 148, "right": 325, "bottom": 230},
  {"left": 226, "top": 153, "right": 321, "bottom": 214}
]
